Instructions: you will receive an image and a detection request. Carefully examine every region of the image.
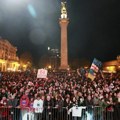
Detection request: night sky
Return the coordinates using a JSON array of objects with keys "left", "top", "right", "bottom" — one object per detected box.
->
[{"left": 0, "top": 0, "right": 120, "bottom": 66}]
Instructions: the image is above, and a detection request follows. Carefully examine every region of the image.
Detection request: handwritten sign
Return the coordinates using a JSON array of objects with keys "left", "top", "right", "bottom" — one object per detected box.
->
[{"left": 37, "top": 69, "right": 47, "bottom": 78}]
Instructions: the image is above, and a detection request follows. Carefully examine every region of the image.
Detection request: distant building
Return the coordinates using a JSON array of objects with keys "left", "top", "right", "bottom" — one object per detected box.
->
[
  {"left": 0, "top": 38, "right": 19, "bottom": 71},
  {"left": 103, "top": 56, "right": 120, "bottom": 73}
]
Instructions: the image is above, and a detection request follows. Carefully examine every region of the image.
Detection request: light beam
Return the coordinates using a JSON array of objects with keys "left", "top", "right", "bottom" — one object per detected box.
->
[{"left": 27, "top": 4, "right": 37, "bottom": 18}]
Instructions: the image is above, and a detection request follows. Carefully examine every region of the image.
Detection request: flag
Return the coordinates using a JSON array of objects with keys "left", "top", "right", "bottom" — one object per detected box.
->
[
  {"left": 88, "top": 58, "right": 102, "bottom": 80},
  {"left": 88, "top": 69, "right": 96, "bottom": 80}
]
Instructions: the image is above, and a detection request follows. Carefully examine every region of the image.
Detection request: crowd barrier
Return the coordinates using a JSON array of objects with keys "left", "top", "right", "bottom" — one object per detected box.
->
[{"left": 0, "top": 106, "right": 120, "bottom": 120}]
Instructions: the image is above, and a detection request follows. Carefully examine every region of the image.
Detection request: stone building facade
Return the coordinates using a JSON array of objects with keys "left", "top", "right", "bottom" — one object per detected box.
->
[{"left": 0, "top": 38, "right": 19, "bottom": 71}]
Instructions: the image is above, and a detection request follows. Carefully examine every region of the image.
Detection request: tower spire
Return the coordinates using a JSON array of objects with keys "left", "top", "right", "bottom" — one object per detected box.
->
[{"left": 59, "top": 1, "right": 69, "bottom": 69}]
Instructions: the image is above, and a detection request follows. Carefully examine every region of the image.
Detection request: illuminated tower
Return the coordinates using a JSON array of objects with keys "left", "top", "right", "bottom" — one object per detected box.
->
[{"left": 59, "top": 1, "right": 69, "bottom": 69}]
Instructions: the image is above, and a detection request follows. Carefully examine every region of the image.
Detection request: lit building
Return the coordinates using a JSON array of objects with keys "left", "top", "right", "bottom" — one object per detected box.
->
[
  {"left": 0, "top": 38, "right": 20, "bottom": 71},
  {"left": 103, "top": 55, "right": 120, "bottom": 73}
]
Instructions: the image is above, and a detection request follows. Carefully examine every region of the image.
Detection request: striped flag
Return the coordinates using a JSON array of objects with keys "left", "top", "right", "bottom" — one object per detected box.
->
[
  {"left": 91, "top": 63, "right": 99, "bottom": 72},
  {"left": 88, "top": 58, "right": 102, "bottom": 80}
]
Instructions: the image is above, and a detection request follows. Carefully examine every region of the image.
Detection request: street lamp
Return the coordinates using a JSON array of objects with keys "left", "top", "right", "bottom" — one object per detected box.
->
[{"left": 48, "top": 46, "right": 50, "bottom": 51}]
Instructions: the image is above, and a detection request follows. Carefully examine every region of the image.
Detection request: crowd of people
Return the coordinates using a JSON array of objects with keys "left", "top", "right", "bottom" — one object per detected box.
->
[{"left": 0, "top": 69, "right": 120, "bottom": 120}]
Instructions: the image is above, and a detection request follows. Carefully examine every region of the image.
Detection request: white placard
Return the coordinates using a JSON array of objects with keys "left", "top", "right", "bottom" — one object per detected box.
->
[
  {"left": 37, "top": 69, "right": 47, "bottom": 78},
  {"left": 72, "top": 106, "right": 86, "bottom": 117}
]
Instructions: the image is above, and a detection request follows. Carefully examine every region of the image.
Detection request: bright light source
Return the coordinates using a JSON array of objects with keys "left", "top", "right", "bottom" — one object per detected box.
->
[
  {"left": 48, "top": 65, "right": 52, "bottom": 69},
  {"left": 48, "top": 47, "right": 50, "bottom": 50},
  {"left": 0, "top": 59, "right": 6, "bottom": 64},
  {"left": 23, "top": 65, "right": 27, "bottom": 68},
  {"left": 106, "top": 66, "right": 116, "bottom": 73}
]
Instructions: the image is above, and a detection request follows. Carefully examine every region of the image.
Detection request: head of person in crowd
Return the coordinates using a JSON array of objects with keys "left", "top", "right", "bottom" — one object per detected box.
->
[
  {"left": 0, "top": 96, "right": 7, "bottom": 106},
  {"left": 36, "top": 94, "right": 41, "bottom": 100},
  {"left": 72, "top": 96, "right": 77, "bottom": 105},
  {"left": 8, "top": 94, "right": 14, "bottom": 100},
  {"left": 87, "top": 95, "right": 92, "bottom": 101},
  {"left": 46, "top": 95, "right": 51, "bottom": 101}
]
